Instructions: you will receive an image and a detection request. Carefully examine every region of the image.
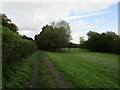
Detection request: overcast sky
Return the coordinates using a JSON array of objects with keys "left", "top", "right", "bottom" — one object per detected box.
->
[{"left": 0, "top": 0, "right": 118, "bottom": 43}]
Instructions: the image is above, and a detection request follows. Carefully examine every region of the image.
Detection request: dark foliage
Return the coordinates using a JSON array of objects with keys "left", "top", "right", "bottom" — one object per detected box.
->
[
  {"left": 0, "top": 13, "right": 18, "bottom": 32},
  {"left": 2, "top": 25, "right": 36, "bottom": 62},
  {"left": 22, "top": 35, "right": 33, "bottom": 41},
  {"left": 80, "top": 31, "right": 120, "bottom": 54},
  {"left": 35, "top": 20, "right": 71, "bottom": 52}
]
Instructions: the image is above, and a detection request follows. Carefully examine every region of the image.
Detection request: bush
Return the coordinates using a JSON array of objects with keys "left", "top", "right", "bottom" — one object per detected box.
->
[{"left": 2, "top": 25, "right": 36, "bottom": 62}]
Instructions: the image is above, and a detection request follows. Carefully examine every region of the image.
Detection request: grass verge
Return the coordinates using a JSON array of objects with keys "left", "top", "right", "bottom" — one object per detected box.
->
[{"left": 3, "top": 51, "right": 39, "bottom": 88}]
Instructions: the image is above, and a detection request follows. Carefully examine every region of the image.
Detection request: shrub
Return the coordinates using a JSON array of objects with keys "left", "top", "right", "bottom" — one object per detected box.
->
[{"left": 2, "top": 25, "right": 36, "bottom": 62}]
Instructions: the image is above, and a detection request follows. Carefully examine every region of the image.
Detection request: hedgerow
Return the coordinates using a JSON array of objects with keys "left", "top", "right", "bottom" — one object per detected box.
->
[
  {"left": 2, "top": 25, "right": 36, "bottom": 62},
  {"left": 2, "top": 25, "right": 37, "bottom": 88}
]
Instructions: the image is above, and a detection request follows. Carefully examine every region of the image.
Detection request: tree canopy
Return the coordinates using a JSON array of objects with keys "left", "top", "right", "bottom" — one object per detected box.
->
[
  {"left": 35, "top": 20, "right": 71, "bottom": 51},
  {"left": 80, "top": 31, "right": 120, "bottom": 54},
  {"left": 22, "top": 35, "right": 33, "bottom": 41},
  {"left": 0, "top": 13, "right": 18, "bottom": 32}
]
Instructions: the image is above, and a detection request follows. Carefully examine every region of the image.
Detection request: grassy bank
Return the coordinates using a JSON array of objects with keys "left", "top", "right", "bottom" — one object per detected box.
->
[
  {"left": 3, "top": 51, "right": 39, "bottom": 88},
  {"left": 46, "top": 48, "right": 119, "bottom": 88}
]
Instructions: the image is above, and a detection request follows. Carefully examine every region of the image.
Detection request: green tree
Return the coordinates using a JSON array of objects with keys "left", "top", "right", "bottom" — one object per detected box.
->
[
  {"left": 51, "top": 20, "right": 71, "bottom": 42},
  {"left": 79, "top": 36, "right": 85, "bottom": 44},
  {"left": 7, "top": 23, "right": 18, "bottom": 32},
  {"left": 0, "top": 13, "right": 18, "bottom": 32},
  {"left": 105, "top": 31, "right": 119, "bottom": 53},
  {"left": 35, "top": 20, "right": 71, "bottom": 52},
  {"left": 22, "top": 35, "right": 33, "bottom": 41},
  {"left": 0, "top": 14, "right": 11, "bottom": 26},
  {"left": 80, "top": 31, "right": 120, "bottom": 54},
  {"left": 87, "top": 31, "right": 101, "bottom": 52}
]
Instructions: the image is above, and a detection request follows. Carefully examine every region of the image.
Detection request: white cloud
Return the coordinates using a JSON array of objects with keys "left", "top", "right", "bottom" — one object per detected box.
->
[
  {"left": 70, "top": 20, "right": 94, "bottom": 31},
  {"left": 64, "top": 11, "right": 110, "bottom": 20},
  {"left": 1, "top": 1, "right": 118, "bottom": 43},
  {"left": 70, "top": 20, "right": 94, "bottom": 43},
  {"left": 96, "top": 17, "right": 105, "bottom": 23},
  {"left": 1, "top": 0, "right": 119, "bottom": 3},
  {"left": 96, "top": 28, "right": 118, "bottom": 35},
  {"left": 0, "top": 3, "right": 2, "bottom": 11},
  {"left": 18, "top": 29, "right": 39, "bottom": 38},
  {"left": 70, "top": 20, "right": 118, "bottom": 44},
  {"left": 18, "top": 30, "right": 31, "bottom": 35}
]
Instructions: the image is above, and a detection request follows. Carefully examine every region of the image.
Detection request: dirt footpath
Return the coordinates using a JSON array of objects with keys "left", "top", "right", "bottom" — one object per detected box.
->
[
  {"left": 29, "top": 54, "right": 40, "bottom": 88},
  {"left": 29, "top": 52, "right": 71, "bottom": 88},
  {"left": 44, "top": 53, "right": 71, "bottom": 88}
]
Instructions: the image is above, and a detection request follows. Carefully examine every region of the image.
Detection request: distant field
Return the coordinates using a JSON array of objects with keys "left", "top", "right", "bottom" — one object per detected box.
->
[{"left": 46, "top": 48, "right": 119, "bottom": 88}]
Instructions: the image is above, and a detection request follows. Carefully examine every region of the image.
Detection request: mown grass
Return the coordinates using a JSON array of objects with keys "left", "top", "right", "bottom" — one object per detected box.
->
[
  {"left": 38, "top": 51, "right": 56, "bottom": 88},
  {"left": 46, "top": 48, "right": 119, "bottom": 88},
  {"left": 2, "top": 51, "right": 39, "bottom": 88}
]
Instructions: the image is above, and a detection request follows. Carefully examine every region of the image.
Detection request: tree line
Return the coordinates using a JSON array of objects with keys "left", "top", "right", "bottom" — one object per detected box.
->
[
  {"left": 1, "top": 13, "right": 119, "bottom": 61},
  {"left": 1, "top": 14, "right": 36, "bottom": 87},
  {"left": 1, "top": 13, "right": 36, "bottom": 62},
  {"left": 80, "top": 31, "right": 120, "bottom": 54},
  {"left": 34, "top": 18, "right": 119, "bottom": 54},
  {"left": 1, "top": 13, "right": 36, "bottom": 61}
]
